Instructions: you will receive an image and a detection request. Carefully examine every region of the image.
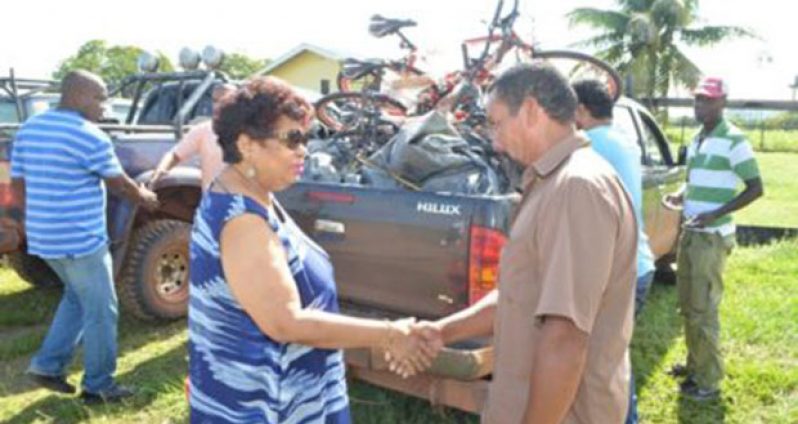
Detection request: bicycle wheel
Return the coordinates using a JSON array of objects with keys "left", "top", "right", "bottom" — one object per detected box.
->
[
  {"left": 336, "top": 63, "right": 425, "bottom": 93},
  {"left": 314, "top": 92, "right": 408, "bottom": 132},
  {"left": 504, "top": 48, "right": 623, "bottom": 101}
]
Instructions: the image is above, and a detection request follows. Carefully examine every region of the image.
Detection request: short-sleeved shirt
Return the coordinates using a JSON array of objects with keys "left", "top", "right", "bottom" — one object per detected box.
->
[
  {"left": 586, "top": 125, "right": 655, "bottom": 277},
  {"left": 10, "top": 109, "right": 123, "bottom": 258},
  {"left": 483, "top": 134, "right": 637, "bottom": 424},
  {"left": 173, "top": 120, "right": 224, "bottom": 189},
  {"left": 684, "top": 118, "right": 760, "bottom": 236}
]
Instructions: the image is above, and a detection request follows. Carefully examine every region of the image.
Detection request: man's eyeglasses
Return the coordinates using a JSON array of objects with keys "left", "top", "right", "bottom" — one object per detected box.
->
[{"left": 270, "top": 129, "right": 310, "bottom": 150}]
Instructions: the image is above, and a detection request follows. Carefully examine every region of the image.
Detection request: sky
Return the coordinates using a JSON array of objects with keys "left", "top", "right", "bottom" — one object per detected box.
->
[{"left": 1, "top": 0, "right": 795, "bottom": 100}]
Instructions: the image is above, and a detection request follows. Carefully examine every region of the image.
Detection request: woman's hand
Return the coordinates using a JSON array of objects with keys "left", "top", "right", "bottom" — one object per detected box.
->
[{"left": 383, "top": 319, "right": 444, "bottom": 378}]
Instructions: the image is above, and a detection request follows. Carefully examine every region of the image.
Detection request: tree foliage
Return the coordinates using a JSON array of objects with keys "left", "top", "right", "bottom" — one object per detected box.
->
[
  {"left": 568, "top": 0, "right": 754, "bottom": 99},
  {"left": 53, "top": 40, "right": 174, "bottom": 95},
  {"left": 218, "top": 52, "right": 270, "bottom": 80}
]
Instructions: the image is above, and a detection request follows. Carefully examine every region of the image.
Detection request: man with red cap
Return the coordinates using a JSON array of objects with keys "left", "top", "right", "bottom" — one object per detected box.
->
[{"left": 664, "top": 76, "right": 763, "bottom": 400}]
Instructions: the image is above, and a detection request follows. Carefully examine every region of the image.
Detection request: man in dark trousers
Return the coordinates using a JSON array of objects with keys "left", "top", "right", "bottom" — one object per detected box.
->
[
  {"left": 573, "top": 79, "right": 656, "bottom": 423},
  {"left": 11, "top": 70, "right": 159, "bottom": 403}
]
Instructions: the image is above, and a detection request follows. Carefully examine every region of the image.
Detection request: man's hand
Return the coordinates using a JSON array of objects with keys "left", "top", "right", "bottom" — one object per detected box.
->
[
  {"left": 384, "top": 319, "right": 443, "bottom": 378},
  {"left": 138, "top": 184, "right": 160, "bottom": 212},
  {"left": 147, "top": 169, "right": 167, "bottom": 188},
  {"left": 662, "top": 192, "right": 684, "bottom": 210},
  {"left": 684, "top": 211, "right": 718, "bottom": 229}
]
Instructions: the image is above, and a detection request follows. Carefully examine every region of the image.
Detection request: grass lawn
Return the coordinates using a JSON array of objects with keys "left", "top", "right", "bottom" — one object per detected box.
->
[
  {"left": 664, "top": 128, "right": 798, "bottom": 154},
  {"left": 1, "top": 239, "right": 797, "bottom": 423},
  {"left": 734, "top": 152, "right": 798, "bottom": 228}
]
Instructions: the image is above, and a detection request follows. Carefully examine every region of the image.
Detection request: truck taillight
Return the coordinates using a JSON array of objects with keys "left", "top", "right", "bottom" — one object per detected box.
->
[
  {"left": 0, "top": 184, "right": 13, "bottom": 207},
  {"left": 0, "top": 161, "right": 13, "bottom": 207},
  {"left": 468, "top": 226, "right": 506, "bottom": 305}
]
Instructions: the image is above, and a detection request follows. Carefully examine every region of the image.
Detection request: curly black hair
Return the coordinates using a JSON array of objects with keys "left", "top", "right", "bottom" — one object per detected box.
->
[{"left": 213, "top": 76, "right": 312, "bottom": 163}]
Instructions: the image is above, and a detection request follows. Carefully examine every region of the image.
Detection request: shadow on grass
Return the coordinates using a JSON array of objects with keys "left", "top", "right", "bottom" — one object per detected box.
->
[
  {"left": 6, "top": 341, "right": 187, "bottom": 424},
  {"left": 632, "top": 281, "right": 684, "bottom": 392},
  {"left": 349, "top": 380, "right": 478, "bottom": 424},
  {"left": 0, "top": 318, "right": 186, "bottom": 398},
  {"left": 676, "top": 393, "right": 727, "bottom": 424},
  {"left": 0, "top": 285, "right": 61, "bottom": 327}
]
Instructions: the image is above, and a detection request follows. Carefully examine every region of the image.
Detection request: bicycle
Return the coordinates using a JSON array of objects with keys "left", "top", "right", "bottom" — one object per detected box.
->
[
  {"left": 336, "top": 14, "right": 429, "bottom": 94},
  {"left": 316, "top": 0, "right": 622, "bottom": 132}
]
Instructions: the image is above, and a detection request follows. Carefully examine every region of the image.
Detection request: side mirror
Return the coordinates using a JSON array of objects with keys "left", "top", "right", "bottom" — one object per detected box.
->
[{"left": 677, "top": 145, "right": 688, "bottom": 166}]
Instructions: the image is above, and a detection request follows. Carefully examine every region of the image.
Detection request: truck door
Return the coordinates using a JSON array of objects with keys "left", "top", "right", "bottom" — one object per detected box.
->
[{"left": 636, "top": 109, "right": 685, "bottom": 259}]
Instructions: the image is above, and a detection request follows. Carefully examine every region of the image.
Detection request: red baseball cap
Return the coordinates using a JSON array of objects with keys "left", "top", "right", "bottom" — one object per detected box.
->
[{"left": 694, "top": 77, "right": 728, "bottom": 99}]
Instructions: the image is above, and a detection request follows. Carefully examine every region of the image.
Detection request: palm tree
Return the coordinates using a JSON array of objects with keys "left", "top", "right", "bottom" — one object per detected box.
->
[{"left": 568, "top": 0, "right": 753, "bottom": 100}]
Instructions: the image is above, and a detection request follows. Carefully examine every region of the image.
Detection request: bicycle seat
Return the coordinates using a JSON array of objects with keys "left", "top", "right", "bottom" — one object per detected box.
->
[
  {"left": 340, "top": 57, "right": 386, "bottom": 79},
  {"left": 369, "top": 15, "right": 417, "bottom": 38}
]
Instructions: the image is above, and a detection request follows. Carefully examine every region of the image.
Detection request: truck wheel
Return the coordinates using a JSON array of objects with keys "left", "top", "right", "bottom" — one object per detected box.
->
[
  {"left": 7, "top": 252, "right": 62, "bottom": 287},
  {"left": 119, "top": 219, "right": 191, "bottom": 321}
]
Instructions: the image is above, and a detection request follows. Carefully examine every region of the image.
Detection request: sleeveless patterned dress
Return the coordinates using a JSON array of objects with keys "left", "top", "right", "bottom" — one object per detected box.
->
[{"left": 188, "top": 191, "right": 350, "bottom": 423}]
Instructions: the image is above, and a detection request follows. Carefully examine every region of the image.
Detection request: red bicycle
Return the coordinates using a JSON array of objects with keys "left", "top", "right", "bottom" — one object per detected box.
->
[
  {"left": 316, "top": 0, "right": 622, "bottom": 132},
  {"left": 336, "top": 15, "right": 429, "bottom": 94}
]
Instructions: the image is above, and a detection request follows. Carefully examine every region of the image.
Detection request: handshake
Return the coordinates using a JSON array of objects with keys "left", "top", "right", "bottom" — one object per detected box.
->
[{"left": 382, "top": 319, "right": 444, "bottom": 379}]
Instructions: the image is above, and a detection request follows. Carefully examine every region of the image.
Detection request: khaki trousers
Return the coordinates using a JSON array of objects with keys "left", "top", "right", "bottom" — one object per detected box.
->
[{"left": 676, "top": 230, "right": 735, "bottom": 390}]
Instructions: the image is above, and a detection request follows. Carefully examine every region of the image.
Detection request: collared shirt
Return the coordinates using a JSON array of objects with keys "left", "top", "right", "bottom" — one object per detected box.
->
[
  {"left": 10, "top": 109, "right": 123, "bottom": 258},
  {"left": 483, "top": 133, "right": 637, "bottom": 424},
  {"left": 684, "top": 118, "right": 760, "bottom": 236},
  {"left": 173, "top": 120, "right": 224, "bottom": 189},
  {"left": 586, "top": 124, "right": 655, "bottom": 276}
]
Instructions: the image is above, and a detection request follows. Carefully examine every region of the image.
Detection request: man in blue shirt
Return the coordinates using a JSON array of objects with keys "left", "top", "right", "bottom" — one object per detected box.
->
[
  {"left": 574, "top": 79, "right": 656, "bottom": 424},
  {"left": 11, "top": 70, "right": 159, "bottom": 403}
]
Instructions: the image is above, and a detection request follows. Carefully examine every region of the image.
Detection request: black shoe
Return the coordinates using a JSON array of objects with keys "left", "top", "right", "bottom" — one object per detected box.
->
[
  {"left": 80, "top": 384, "right": 136, "bottom": 405},
  {"left": 27, "top": 372, "right": 76, "bottom": 394},
  {"left": 668, "top": 363, "right": 690, "bottom": 378},
  {"left": 679, "top": 377, "right": 697, "bottom": 392},
  {"left": 681, "top": 384, "right": 720, "bottom": 401}
]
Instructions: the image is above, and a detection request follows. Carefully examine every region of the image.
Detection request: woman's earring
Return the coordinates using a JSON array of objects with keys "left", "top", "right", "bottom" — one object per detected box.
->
[{"left": 244, "top": 165, "right": 256, "bottom": 179}]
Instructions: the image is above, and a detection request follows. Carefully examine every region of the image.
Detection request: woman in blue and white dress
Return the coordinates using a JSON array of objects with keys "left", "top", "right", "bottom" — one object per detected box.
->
[{"left": 187, "top": 77, "right": 438, "bottom": 423}]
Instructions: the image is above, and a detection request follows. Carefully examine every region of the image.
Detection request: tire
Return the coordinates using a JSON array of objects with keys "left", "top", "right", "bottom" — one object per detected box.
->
[
  {"left": 119, "top": 219, "right": 191, "bottom": 321},
  {"left": 315, "top": 92, "right": 407, "bottom": 132},
  {"left": 511, "top": 48, "right": 624, "bottom": 101},
  {"left": 7, "top": 251, "right": 62, "bottom": 288}
]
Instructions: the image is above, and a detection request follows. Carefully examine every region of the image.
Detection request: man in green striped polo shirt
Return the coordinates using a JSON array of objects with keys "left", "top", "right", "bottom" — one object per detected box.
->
[{"left": 664, "top": 76, "right": 763, "bottom": 400}]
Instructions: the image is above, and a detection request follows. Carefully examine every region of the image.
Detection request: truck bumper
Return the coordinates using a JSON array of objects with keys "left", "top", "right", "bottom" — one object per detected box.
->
[{"left": 344, "top": 345, "right": 493, "bottom": 414}]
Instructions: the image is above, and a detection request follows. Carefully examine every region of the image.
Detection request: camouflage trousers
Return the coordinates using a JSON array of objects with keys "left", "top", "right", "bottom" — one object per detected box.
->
[{"left": 676, "top": 230, "right": 735, "bottom": 391}]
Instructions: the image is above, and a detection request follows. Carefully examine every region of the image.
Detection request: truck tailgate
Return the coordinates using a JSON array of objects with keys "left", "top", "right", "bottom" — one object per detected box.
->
[{"left": 277, "top": 182, "right": 515, "bottom": 319}]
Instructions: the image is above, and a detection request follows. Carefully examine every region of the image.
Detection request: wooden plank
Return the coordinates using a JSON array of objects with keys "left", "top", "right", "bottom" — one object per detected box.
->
[{"left": 348, "top": 365, "right": 489, "bottom": 414}]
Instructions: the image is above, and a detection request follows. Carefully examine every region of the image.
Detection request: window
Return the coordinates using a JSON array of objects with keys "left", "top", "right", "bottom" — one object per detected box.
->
[
  {"left": 638, "top": 113, "right": 667, "bottom": 166},
  {"left": 0, "top": 101, "right": 18, "bottom": 124},
  {"left": 612, "top": 105, "right": 641, "bottom": 148}
]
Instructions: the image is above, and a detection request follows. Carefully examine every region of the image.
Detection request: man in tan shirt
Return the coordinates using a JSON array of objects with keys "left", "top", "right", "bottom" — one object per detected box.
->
[{"left": 420, "top": 63, "right": 638, "bottom": 423}]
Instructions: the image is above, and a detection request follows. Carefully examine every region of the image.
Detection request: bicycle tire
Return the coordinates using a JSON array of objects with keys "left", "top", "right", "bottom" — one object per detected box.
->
[
  {"left": 336, "top": 63, "right": 425, "bottom": 93},
  {"left": 512, "top": 48, "right": 623, "bottom": 101},
  {"left": 314, "top": 92, "right": 408, "bottom": 132}
]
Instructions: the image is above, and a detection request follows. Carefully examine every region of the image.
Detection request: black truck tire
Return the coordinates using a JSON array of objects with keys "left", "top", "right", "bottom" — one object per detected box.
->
[
  {"left": 7, "top": 251, "right": 62, "bottom": 287},
  {"left": 119, "top": 219, "right": 191, "bottom": 321}
]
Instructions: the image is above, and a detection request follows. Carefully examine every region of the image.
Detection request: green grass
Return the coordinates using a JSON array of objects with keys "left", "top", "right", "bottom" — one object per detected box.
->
[
  {"left": 734, "top": 152, "right": 798, "bottom": 228},
  {"left": 1, "top": 240, "right": 797, "bottom": 423},
  {"left": 664, "top": 128, "right": 798, "bottom": 154}
]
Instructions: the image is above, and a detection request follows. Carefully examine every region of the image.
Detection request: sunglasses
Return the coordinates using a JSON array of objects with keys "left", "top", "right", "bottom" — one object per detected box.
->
[{"left": 270, "top": 129, "right": 311, "bottom": 150}]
